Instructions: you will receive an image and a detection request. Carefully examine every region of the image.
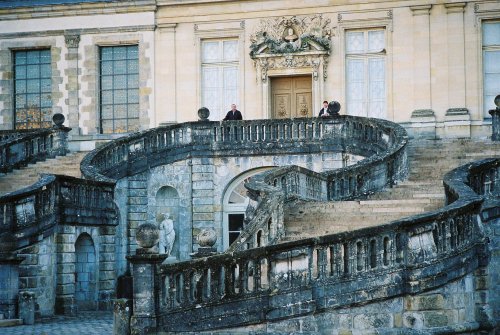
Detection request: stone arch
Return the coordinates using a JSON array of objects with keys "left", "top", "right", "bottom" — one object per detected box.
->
[
  {"left": 222, "top": 167, "right": 274, "bottom": 250},
  {"left": 156, "top": 186, "right": 180, "bottom": 259},
  {"left": 75, "top": 233, "right": 97, "bottom": 310}
]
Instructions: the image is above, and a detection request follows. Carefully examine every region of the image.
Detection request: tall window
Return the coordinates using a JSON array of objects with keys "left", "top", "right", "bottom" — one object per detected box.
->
[
  {"left": 201, "top": 39, "right": 239, "bottom": 120},
  {"left": 345, "top": 29, "right": 386, "bottom": 119},
  {"left": 483, "top": 21, "right": 500, "bottom": 117},
  {"left": 99, "top": 45, "right": 139, "bottom": 134},
  {"left": 14, "top": 49, "right": 52, "bottom": 129}
]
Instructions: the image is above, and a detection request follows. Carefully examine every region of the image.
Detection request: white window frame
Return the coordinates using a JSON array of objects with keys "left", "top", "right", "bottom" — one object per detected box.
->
[
  {"left": 345, "top": 28, "right": 387, "bottom": 119},
  {"left": 482, "top": 20, "right": 500, "bottom": 118}
]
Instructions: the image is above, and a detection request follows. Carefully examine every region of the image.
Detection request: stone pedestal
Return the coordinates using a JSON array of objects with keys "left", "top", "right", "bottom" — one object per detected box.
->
[
  {"left": 0, "top": 254, "right": 24, "bottom": 320},
  {"left": 18, "top": 291, "right": 35, "bottom": 325},
  {"left": 113, "top": 298, "right": 132, "bottom": 335},
  {"left": 489, "top": 108, "right": 500, "bottom": 141},
  {"left": 127, "top": 251, "right": 167, "bottom": 335},
  {"left": 443, "top": 108, "right": 470, "bottom": 139},
  {"left": 410, "top": 109, "right": 436, "bottom": 139}
]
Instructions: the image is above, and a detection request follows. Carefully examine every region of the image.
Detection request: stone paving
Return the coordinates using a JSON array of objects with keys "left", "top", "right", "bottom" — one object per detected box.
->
[{"left": 1, "top": 311, "right": 113, "bottom": 335}]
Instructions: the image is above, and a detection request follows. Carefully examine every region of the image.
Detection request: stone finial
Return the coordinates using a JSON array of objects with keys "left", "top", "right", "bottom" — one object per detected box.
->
[
  {"left": 198, "top": 107, "right": 210, "bottom": 121},
  {"left": 197, "top": 228, "right": 217, "bottom": 247},
  {"left": 495, "top": 95, "right": 500, "bottom": 110},
  {"left": 52, "top": 113, "right": 65, "bottom": 128},
  {"left": 136, "top": 223, "right": 160, "bottom": 253},
  {"left": 328, "top": 101, "right": 341, "bottom": 116}
]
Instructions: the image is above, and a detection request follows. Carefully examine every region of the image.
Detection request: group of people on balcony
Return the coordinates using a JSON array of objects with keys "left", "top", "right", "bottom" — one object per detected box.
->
[{"left": 222, "top": 100, "right": 340, "bottom": 121}]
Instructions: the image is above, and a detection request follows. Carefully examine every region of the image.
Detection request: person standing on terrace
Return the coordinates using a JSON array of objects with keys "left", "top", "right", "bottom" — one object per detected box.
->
[{"left": 223, "top": 103, "right": 243, "bottom": 120}]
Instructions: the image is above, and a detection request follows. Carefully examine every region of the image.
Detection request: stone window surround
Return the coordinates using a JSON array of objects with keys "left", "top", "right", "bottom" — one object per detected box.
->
[
  {"left": 336, "top": 11, "right": 393, "bottom": 121},
  {"left": 194, "top": 24, "right": 245, "bottom": 119},
  {"left": 0, "top": 37, "right": 62, "bottom": 130},
  {"left": 81, "top": 32, "right": 152, "bottom": 136}
]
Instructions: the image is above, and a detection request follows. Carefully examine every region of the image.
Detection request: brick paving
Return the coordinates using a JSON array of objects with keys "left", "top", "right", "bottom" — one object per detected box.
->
[{"left": 1, "top": 311, "right": 113, "bottom": 335}]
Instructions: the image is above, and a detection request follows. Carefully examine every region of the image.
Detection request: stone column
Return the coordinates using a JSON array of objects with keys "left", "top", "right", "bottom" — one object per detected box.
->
[
  {"left": 0, "top": 253, "right": 24, "bottom": 319},
  {"left": 64, "top": 34, "right": 80, "bottom": 135},
  {"left": 127, "top": 223, "right": 167, "bottom": 335}
]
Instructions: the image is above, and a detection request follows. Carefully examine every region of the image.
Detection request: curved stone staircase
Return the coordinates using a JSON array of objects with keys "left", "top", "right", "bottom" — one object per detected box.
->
[
  {"left": 0, "top": 152, "right": 86, "bottom": 196},
  {"left": 284, "top": 138, "right": 500, "bottom": 240}
]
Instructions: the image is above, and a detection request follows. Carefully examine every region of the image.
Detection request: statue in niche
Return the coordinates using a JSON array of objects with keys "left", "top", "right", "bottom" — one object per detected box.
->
[
  {"left": 158, "top": 212, "right": 175, "bottom": 256},
  {"left": 283, "top": 27, "right": 298, "bottom": 42}
]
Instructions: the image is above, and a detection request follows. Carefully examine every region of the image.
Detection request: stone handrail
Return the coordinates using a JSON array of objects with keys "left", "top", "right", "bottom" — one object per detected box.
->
[
  {"left": 0, "top": 174, "right": 116, "bottom": 253},
  {"left": 0, "top": 127, "right": 71, "bottom": 173},
  {"left": 80, "top": 116, "right": 408, "bottom": 184},
  {"left": 149, "top": 159, "right": 493, "bottom": 332}
]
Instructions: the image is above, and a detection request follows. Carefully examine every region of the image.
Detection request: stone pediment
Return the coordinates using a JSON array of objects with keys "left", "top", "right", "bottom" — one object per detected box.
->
[{"left": 250, "top": 14, "right": 332, "bottom": 58}]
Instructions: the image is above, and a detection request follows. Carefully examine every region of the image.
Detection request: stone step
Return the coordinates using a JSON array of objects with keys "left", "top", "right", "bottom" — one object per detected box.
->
[{"left": 0, "top": 319, "right": 23, "bottom": 327}]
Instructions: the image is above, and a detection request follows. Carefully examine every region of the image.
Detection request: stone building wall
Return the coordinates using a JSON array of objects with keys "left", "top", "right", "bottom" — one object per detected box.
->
[
  {"left": 155, "top": 0, "right": 500, "bottom": 139},
  {"left": 17, "top": 235, "right": 57, "bottom": 317},
  {"left": 0, "top": 1, "right": 156, "bottom": 150}
]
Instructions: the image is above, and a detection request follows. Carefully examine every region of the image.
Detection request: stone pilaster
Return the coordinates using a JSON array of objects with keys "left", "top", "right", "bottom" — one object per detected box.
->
[
  {"left": 410, "top": 5, "right": 432, "bottom": 114},
  {"left": 98, "top": 225, "right": 117, "bottom": 311},
  {"left": 64, "top": 34, "right": 81, "bottom": 135},
  {"left": 156, "top": 23, "right": 177, "bottom": 124},
  {"left": 55, "top": 225, "right": 77, "bottom": 316},
  {"left": 445, "top": 2, "right": 466, "bottom": 110}
]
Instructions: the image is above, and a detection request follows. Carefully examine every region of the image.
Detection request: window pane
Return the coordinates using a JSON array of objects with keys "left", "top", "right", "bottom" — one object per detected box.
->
[
  {"left": 15, "top": 51, "right": 27, "bottom": 65},
  {"left": 484, "top": 50, "right": 500, "bottom": 73},
  {"left": 41, "top": 79, "right": 51, "bottom": 92},
  {"left": 40, "top": 64, "right": 51, "bottom": 78},
  {"left": 16, "top": 80, "right": 26, "bottom": 94},
  {"left": 99, "top": 45, "right": 140, "bottom": 133},
  {"left": 368, "top": 30, "right": 385, "bottom": 52},
  {"left": 27, "top": 79, "right": 40, "bottom": 93},
  {"left": 27, "top": 51, "right": 40, "bottom": 65},
  {"left": 15, "top": 66, "right": 26, "bottom": 79},
  {"left": 202, "top": 41, "right": 220, "bottom": 62},
  {"left": 40, "top": 50, "right": 51, "bottom": 63},
  {"left": 346, "top": 31, "right": 364, "bottom": 54},
  {"left": 223, "top": 40, "right": 238, "bottom": 61},
  {"left": 483, "top": 22, "right": 500, "bottom": 46},
  {"left": 26, "top": 65, "right": 39, "bottom": 79}
]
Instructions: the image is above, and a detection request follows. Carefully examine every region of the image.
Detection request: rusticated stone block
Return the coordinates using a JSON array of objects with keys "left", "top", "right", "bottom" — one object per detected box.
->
[
  {"left": 405, "top": 294, "right": 444, "bottom": 311},
  {"left": 422, "top": 311, "right": 450, "bottom": 327},
  {"left": 352, "top": 313, "right": 392, "bottom": 329}
]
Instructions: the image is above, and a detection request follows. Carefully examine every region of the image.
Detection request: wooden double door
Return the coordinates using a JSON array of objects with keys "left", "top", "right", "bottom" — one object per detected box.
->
[{"left": 271, "top": 75, "right": 312, "bottom": 119}]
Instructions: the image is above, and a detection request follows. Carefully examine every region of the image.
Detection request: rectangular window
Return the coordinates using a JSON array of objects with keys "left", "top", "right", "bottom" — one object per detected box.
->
[
  {"left": 345, "top": 29, "right": 386, "bottom": 119},
  {"left": 14, "top": 49, "right": 52, "bottom": 129},
  {"left": 201, "top": 39, "right": 239, "bottom": 120},
  {"left": 483, "top": 21, "right": 500, "bottom": 117},
  {"left": 228, "top": 213, "right": 245, "bottom": 246},
  {"left": 99, "top": 45, "right": 139, "bottom": 134}
]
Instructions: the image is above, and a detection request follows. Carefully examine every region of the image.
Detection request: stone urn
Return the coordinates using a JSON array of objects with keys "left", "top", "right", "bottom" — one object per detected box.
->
[
  {"left": 136, "top": 223, "right": 160, "bottom": 253},
  {"left": 52, "top": 113, "right": 65, "bottom": 128}
]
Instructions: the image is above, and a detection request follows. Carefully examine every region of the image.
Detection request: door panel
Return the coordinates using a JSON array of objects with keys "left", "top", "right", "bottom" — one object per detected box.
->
[{"left": 271, "top": 76, "right": 312, "bottom": 118}]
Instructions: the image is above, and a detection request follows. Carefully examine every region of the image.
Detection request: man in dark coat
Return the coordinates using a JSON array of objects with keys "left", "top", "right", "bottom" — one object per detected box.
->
[{"left": 223, "top": 104, "right": 243, "bottom": 120}]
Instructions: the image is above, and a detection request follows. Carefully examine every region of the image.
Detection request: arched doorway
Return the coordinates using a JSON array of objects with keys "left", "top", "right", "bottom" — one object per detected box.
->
[
  {"left": 75, "top": 233, "right": 97, "bottom": 310},
  {"left": 222, "top": 167, "right": 273, "bottom": 250},
  {"left": 156, "top": 186, "right": 179, "bottom": 259}
]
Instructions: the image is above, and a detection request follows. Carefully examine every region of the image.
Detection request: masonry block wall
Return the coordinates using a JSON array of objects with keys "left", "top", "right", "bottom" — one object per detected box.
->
[{"left": 17, "top": 235, "right": 56, "bottom": 317}]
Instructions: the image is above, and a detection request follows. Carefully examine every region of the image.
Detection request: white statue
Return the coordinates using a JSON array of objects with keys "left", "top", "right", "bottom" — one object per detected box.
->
[{"left": 158, "top": 212, "right": 175, "bottom": 256}]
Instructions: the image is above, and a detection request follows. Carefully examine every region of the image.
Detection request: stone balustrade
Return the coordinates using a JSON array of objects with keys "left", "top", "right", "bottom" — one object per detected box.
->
[
  {"left": 128, "top": 158, "right": 495, "bottom": 333},
  {"left": 0, "top": 122, "right": 71, "bottom": 174},
  {"left": 0, "top": 175, "right": 117, "bottom": 252},
  {"left": 81, "top": 116, "right": 408, "bottom": 185}
]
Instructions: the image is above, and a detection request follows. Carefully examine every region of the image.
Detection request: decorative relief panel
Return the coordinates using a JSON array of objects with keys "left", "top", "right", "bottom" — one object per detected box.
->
[{"left": 250, "top": 14, "right": 332, "bottom": 82}]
